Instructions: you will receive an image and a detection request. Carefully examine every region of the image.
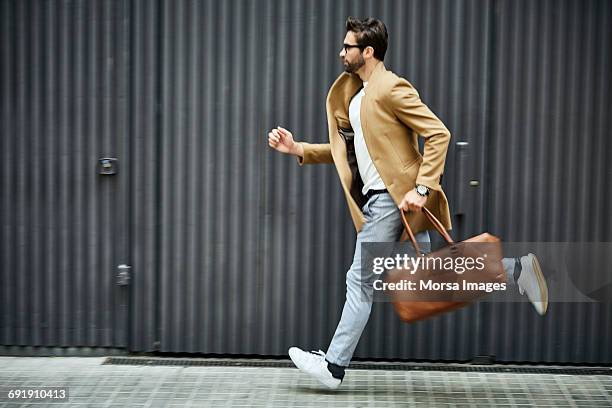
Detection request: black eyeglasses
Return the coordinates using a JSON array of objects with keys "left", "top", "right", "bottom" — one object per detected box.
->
[{"left": 343, "top": 43, "right": 365, "bottom": 53}]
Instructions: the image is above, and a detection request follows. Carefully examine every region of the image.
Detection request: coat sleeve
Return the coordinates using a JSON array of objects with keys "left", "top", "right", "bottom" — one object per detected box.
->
[
  {"left": 295, "top": 142, "right": 334, "bottom": 165},
  {"left": 388, "top": 78, "right": 451, "bottom": 191}
]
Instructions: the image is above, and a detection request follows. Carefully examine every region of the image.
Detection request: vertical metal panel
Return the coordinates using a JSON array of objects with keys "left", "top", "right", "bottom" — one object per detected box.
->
[
  {"left": 481, "top": 0, "right": 612, "bottom": 363},
  {"left": 152, "top": 0, "right": 265, "bottom": 353},
  {"left": 127, "top": 0, "right": 162, "bottom": 352},
  {"left": 0, "top": 0, "right": 129, "bottom": 347}
]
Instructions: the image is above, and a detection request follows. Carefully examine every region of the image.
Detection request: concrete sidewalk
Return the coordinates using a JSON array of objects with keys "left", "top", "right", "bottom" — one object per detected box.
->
[{"left": 0, "top": 357, "right": 611, "bottom": 407}]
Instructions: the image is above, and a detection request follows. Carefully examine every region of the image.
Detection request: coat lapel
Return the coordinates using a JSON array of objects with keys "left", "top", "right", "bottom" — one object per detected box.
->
[
  {"left": 326, "top": 72, "right": 361, "bottom": 170},
  {"left": 359, "top": 61, "right": 386, "bottom": 145},
  {"left": 327, "top": 73, "right": 361, "bottom": 128}
]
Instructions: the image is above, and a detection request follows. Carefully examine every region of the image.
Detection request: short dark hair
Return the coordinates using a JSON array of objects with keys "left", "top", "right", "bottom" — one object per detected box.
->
[{"left": 345, "top": 17, "right": 389, "bottom": 61}]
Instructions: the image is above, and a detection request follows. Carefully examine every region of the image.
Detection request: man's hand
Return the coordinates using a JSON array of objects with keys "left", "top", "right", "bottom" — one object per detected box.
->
[
  {"left": 268, "top": 126, "right": 304, "bottom": 157},
  {"left": 398, "top": 189, "right": 427, "bottom": 212}
]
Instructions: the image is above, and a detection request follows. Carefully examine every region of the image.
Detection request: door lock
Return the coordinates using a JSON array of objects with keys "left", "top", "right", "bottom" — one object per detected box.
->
[
  {"left": 98, "top": 158, "right": 118, "bottom": 175},
  {"left": 117, "top": 264, "right": 132, "bottom": 286}
]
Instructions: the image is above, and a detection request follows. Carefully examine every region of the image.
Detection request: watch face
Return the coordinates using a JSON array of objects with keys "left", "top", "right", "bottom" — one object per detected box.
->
[{"left": 417, "top": 185, "right": 427, "bottom": 195}]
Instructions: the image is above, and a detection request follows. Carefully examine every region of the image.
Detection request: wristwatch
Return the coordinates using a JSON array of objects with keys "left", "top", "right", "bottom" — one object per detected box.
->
[{"left": 415, "top": 184, "right": 430, "bottom": 197}]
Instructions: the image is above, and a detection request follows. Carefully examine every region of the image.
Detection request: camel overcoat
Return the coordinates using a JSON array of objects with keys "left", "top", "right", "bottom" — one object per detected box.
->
[{"left": 297, "top": 61, "right": 452, "bottom": 235}]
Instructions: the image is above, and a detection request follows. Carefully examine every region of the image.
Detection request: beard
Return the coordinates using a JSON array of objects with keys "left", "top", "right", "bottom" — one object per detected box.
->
[{"left": 342, "top": 54, "right": 365, "bottom": 74}]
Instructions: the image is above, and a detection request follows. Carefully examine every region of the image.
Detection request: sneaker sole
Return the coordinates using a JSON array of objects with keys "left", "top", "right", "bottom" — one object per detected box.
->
[{"left": 529, "top": 253, "right": 548, "bottom": 314}]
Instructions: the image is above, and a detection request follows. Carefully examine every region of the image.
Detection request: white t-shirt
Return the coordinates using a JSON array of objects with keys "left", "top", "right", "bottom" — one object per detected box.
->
[{"left": 348, "top": 82, "right": 387, "bottom": 195}]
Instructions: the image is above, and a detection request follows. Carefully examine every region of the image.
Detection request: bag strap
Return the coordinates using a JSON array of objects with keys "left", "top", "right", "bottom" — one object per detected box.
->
[
  {"left": 422, "top": 207, "right": 454, "bottom": 243},
  {"left": 400, "top": 207, "right": 454, "bottom": 255}
]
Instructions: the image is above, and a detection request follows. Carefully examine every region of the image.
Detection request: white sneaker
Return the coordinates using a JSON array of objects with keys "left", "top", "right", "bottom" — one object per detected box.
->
[
  {"left": 516, "top": 253, "right": 549, "bottom": 315},
  {"left": 288, "top": 347, "right": 342, "bottom": 389}
]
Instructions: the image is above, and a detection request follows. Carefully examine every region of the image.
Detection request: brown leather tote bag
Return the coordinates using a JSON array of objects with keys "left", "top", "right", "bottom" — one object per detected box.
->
[{"left": 384, "top": 207, "right": 506, "bottom": 323}]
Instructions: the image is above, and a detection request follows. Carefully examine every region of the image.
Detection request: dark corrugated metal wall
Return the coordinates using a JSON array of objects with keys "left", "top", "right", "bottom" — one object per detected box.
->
[
  {"left": 1, "top": 0, "right": 130, "bottom": 347},
  {"left": 481, "top": 0, "right": 612, "bottom": 363},
  {"left": 488, "top": 0, "right": 612, "bottom": 242},
  {"left": 2, "top": 0, "right": 611, "bottom": 363}
]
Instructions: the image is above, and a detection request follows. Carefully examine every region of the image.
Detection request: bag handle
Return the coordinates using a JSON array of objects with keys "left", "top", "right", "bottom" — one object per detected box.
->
[{"left": 400, "top": 207, "right": 454, "bottom": 255}]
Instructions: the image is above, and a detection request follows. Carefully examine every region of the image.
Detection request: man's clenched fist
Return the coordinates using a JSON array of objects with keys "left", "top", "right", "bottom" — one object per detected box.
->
[
  {"left": 268, "top": 126, "right": 304, "bottom": 157},
  {"left": 398, "top": 189, "right": 427, "bottom": 212}
]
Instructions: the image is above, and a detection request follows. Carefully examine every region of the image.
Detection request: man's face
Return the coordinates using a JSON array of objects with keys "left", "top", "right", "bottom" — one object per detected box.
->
[{"left": 339, "top": 31, "right": 365, "bottom": 74}]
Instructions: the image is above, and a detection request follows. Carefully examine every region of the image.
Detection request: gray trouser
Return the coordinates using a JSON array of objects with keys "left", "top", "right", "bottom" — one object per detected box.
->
[{"left": 325, "top": 193, "right": 429, "bottom": 366}]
